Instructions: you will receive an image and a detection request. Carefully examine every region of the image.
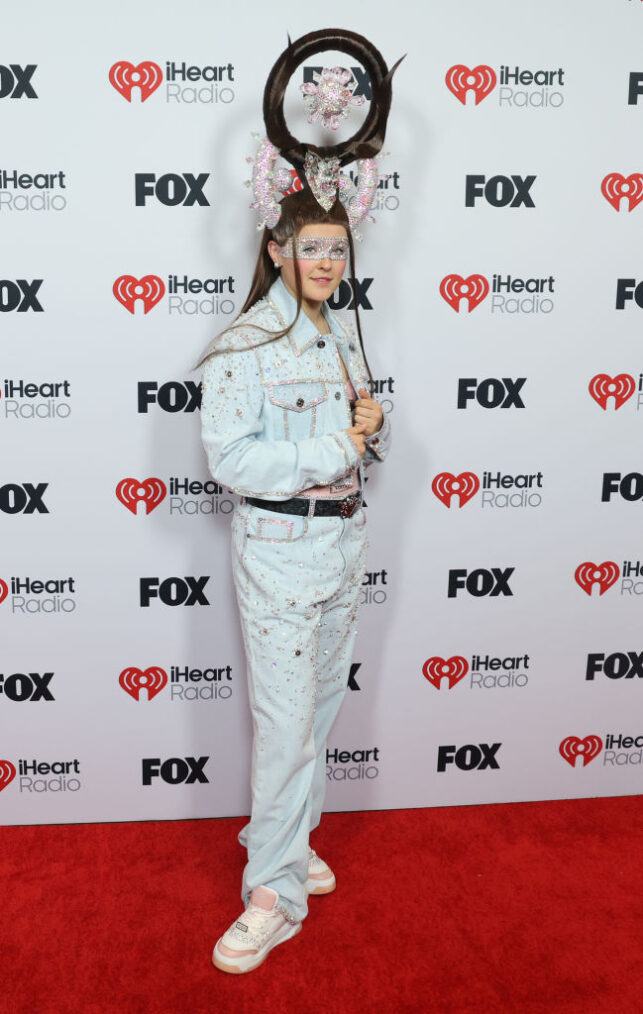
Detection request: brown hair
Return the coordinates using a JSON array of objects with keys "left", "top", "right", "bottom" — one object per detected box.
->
[
  {"left": 196, "top": 27, "right": 404, "bottom": 375},
  {"left": 197, "top": 190, "right": 373, "bottom": 385}
]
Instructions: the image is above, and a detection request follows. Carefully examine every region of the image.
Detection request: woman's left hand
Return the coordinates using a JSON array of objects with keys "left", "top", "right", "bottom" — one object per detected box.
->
[{"left": 353, "top": 388, "right": 383, "bottom": 437}]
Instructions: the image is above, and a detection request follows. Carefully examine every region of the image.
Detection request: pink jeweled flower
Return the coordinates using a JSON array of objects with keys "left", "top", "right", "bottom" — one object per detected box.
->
[{"left": 300, "top": 67, "right": 365, "bottom": 131}]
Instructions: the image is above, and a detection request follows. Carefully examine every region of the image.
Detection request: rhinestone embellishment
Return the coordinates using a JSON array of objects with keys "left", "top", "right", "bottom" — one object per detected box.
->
[
  {"left": 303, "top": 152, "right": 340, "bottom": 211},
  {"left": 299, "top": 67, "right": 365, "bottom": 131}
]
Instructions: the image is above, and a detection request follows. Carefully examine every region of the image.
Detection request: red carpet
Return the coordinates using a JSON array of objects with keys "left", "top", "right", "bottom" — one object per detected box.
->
[{"left": 2, "top": 796, "right": 642, "bottom": 1014}]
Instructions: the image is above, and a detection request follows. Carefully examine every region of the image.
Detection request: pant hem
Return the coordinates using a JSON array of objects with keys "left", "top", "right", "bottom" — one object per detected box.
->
[
  {"left": 243, "top": 891, "right": 302, "bottom": 924},
  {"left": 276, "top": 902, "right": 301, "bottom": 925}
]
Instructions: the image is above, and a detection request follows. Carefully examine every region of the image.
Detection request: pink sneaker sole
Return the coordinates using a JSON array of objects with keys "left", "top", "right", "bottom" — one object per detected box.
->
[
  {"left": 306, "top": 871, "right": 336, "bottom": 895},
  {"left": 212, "top": 921, "right": 302, "bottom": 974}
]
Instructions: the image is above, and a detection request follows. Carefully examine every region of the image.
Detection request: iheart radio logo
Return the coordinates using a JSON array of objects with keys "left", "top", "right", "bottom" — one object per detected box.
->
[
  {"left": 113, "top": 275, "right": 165, "bottom": 315},
  {"left": 432, "top": 472, "right": 480, "bottom": 508},
  {"left": 109, "top": 61, "right": 163, "bottom": 102},
  {"left": 559, "top": 735, "right": 603, "bottom": 768},
  {"left": 0, "top": 579, "right": 8, "bottom": 605},
  {"left": 0, "top": 759, "right": 17, "bottom": 792},
  {"left": 282, "top": 168, "right": 303, "bottom": 196},
  {"left": 588, "top": 374, "right": 636, "bottom": 410},
  {"left": 575, "top": 561, "right": 620, "bottom": 597},
  {"left": 440, "top": 274, "right": 489, "bottom": 312},
  {"left": 116, "top": 478, "right": 167, "bottom": 515},
  {"left": 445, "top": 65, "right": 497, "bottom": 105},
  {"left": 119, "top": 666, "right": 168, "bottom": 701},
  {"left": 423, "top": 656, "right": 469, "bottom": 690},
  {"left": 601, "top": 173, "right": 643, "bottom": 212}
]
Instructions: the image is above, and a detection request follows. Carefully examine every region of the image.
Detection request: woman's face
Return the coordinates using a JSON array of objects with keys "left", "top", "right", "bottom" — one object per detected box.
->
[{"left": 268, "top": 223, "right": 348, "bottom": 307}]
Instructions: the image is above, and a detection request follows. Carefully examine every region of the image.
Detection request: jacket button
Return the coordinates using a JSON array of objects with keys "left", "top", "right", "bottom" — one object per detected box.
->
[
  {"left": 296, "top": 397, "right": 304, "bottom": 407},
  {"left": 349, "top": 343, "right": 356, "bottom": 352},
  {"left": 225, "top": 370, "right": 232, "bottom": 377},
  {"left": 317, "top": 339, "right": 326, "bottom": 348},
  {"left": 335, "top": 391, "right": 341, "bottom": 400}
]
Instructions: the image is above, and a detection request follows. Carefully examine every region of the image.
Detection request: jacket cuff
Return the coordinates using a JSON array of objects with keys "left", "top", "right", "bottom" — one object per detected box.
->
[
  {"left": 331, "top": 430, "right": 361, "bottom": 470},
  {"left": 364, "top": 412, "right": 391, "bottom": 462}
]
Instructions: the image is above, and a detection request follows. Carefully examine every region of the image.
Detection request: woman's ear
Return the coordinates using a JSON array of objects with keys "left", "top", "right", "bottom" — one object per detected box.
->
[{"left": 267, "top": 240, "right": 281, "bottom": 267}]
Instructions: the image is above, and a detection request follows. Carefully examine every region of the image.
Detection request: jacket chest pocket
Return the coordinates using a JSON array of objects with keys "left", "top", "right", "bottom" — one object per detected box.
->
[{"left": 267, "top": 381, "right": 327, "bottom": 439}]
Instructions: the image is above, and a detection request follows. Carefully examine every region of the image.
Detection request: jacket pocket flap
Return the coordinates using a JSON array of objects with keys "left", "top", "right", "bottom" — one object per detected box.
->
[{"left": 267, "top": 381, "right": 327, "bottom": 411}]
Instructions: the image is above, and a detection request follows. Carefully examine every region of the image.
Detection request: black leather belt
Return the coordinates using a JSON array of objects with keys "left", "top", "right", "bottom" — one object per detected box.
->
[{"left": 245, "top": 491, "right": 362, "bottom": 519}]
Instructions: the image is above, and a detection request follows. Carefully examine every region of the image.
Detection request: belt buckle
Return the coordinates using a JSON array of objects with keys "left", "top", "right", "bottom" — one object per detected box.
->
[{"left": 339, "top": 493, "right": 360, "bottom": 519}]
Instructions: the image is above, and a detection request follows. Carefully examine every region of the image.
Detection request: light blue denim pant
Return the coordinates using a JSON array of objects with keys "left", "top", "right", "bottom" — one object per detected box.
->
[{"left": 230, "top": 500, "right": 368, "bottom": 923}]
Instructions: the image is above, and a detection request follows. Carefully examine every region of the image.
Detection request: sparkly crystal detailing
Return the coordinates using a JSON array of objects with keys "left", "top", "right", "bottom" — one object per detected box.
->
[
  {"left": 228, "top": 495, "right": 368, "bottom": 923},
  {"left": 299, "top": 67, "right": 365, "bottom": 131},
  {"left": 331, "top": 432, "right": 357, "bottom": 471},
  {"left": 222, "top": 899, "right": 286, "bottom": 949},
  {"left": 246, "top": 137, "right": 293, "bottom": 230},
  {"left": 278, "top": 236, "right": 349, "bottom": 261},
  {"left": 303, "top": 151, "right": 340, "bottom": 211},
  {"left": 245, "top": 137, "right": 384, "bottom": 236},
  {"left": 254, "top": 517, "right": 294, "bottom": 541},
  {"left": 247, "top": 516, "right": 310, "bottom": 543},
  {"left": 345, "top": 158, "right": 380, "bottom": 234},
  {"left": 338, "top": 493, "right": 360, "bottom": 518},
  {"left": 267, "top": 380, "right": 328, "bottom": 410},
  {"left": 200, "top": 278, "right": 390, "bottom": 501},
  {"left": 275, "top": 904, "right": 300, "bottom": 925}
]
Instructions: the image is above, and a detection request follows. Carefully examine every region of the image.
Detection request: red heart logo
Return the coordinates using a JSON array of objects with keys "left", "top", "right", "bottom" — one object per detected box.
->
[
  {"left": 601, "top": 173, "right": 643, "bottom": 212},
  {"left": 109, "top": 61, "right": 163, "bottom": 102},
  {"left": 113, "top": 275, "right": 165, "bottom": 315},
  {"left": 119, "top": 666, "right": 168, "bottom": 701},
  {"left": 588, "top": 373, "right": 635, "bottom": 410},
  {"left": 439, "top": 274, "right": 489, "bottom": 312},
  {"left": 0, "top": 579, "right": 8, "bottom": 604},
  {"left": 574, "top": 561, "right": 620, "bottom": 596},
  {"left": 559, "top": 735, "right": 603, "bottom": 767},
  {"left": 445, "top": 65, "right": 497, "bottom": 105},
  {"left": 282, "top": 168, "right": 304, "bottom": 195},
  {"left": 0, "top": 760, "right": 17, "bottom": 792},
  {"left": 116, "top": 478, "right": 167, "bottom": 515},
  {"left": 432, "top": 471, "right": 480, "bottom": 508},
  {"left": 422, "top": 656, "right": 469, "bottom": 690}
]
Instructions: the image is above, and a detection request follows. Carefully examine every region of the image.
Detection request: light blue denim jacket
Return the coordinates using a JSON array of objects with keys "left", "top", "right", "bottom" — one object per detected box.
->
[{"left": 200, "top": 277, "right": 391, "bottom": 501}]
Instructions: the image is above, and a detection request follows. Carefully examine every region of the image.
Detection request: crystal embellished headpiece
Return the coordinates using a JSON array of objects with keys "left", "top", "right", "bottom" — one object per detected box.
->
[
  {"left": 300, "top": 66, "right": 365, "bottom": 130},
  {"left": 247, "top": 29, "right": 403, "bottom": 239}
]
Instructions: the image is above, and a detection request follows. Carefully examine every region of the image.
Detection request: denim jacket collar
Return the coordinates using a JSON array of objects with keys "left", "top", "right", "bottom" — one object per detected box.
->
[{"left": 266, "top": 277, "right": 349, "bottom": 357}]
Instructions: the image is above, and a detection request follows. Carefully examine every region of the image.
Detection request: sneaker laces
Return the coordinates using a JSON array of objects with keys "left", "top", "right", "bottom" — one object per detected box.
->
[
  {"left": 240, "top": 900, "right": 281, "bottom": 940},
  {"left": 308, "top": 847, "right": 324, "bottom": 869}
]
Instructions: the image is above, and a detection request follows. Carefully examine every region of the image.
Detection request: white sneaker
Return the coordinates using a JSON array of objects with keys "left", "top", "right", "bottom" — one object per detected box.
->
[
  {"left": 212, "top": 885, "right": 301, "bottom": 974},
  {"left": 306, "top": 847, "right": 336, "bottom": 895}
]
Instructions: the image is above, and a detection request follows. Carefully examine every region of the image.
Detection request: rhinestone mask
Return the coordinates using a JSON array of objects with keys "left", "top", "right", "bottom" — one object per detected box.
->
[{"left": 278, "top": 236, "right": 349, "bottom": 261}]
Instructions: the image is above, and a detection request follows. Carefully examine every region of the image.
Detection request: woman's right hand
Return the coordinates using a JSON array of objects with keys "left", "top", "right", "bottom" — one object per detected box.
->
[{"left": 346, "top": 423, "right": 368, "bottom": 458}]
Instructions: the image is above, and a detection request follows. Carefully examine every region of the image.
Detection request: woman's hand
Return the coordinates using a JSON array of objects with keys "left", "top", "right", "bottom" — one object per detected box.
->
[
  {"left": 354, "top": 388, "right": 383, "bottom": 437},
  {"left": 346, "top": 422, "right": 368, "bottom": 458}
]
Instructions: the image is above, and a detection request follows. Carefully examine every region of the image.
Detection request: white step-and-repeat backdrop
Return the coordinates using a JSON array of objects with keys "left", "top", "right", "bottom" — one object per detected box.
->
[{"left": 3, "top": 0, "right": 643, "bottom": 825}]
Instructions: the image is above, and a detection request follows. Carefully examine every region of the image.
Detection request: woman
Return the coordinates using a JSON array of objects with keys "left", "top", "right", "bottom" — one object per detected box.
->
[{"left": 200, "top": 28, "right": 399, "bottom": 974}]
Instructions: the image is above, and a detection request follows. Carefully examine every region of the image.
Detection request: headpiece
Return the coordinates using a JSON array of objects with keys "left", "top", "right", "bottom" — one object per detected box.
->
[{"left": 247, "top": 29, "right": 403, "bottom": 238}]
